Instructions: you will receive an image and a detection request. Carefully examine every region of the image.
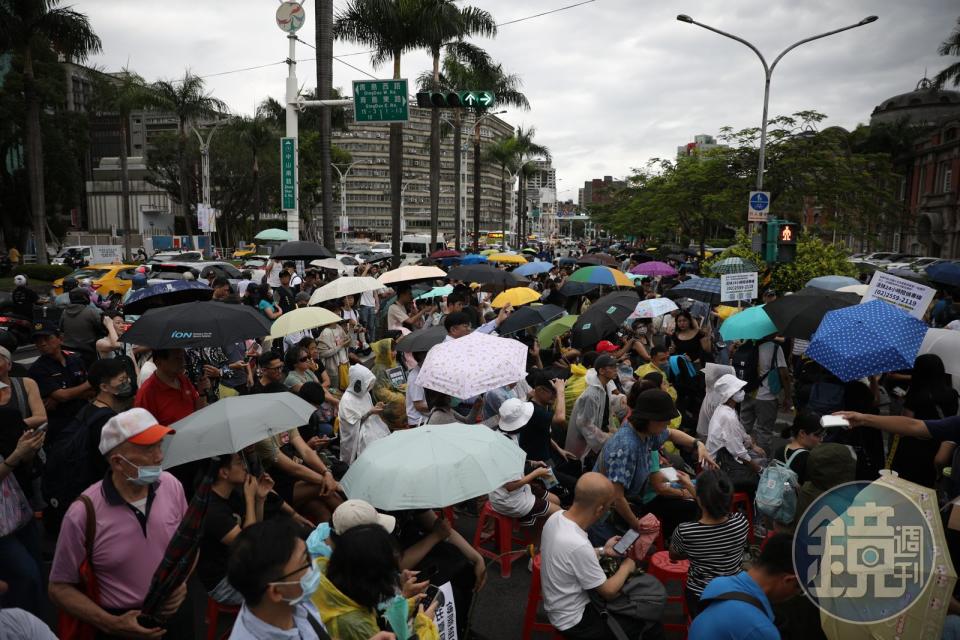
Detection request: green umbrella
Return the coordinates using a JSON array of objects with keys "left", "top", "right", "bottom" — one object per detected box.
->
[
  {"left": 538, "top": 314, "right": 578, "bottom": 345},
  {"left": 719, "top": 305, "right": 777, "bottom": 341},
  {"left": 415, "top": 285, "right": 453, "bottom": 300},
  {"left": 254, "top": 228, "right": 291, "bottom": 241}
]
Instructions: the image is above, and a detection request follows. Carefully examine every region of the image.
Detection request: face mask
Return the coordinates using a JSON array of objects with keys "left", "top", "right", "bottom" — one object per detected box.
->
[
  {"left": 306, "top": 522, "right": 332, "bottom": 559},
  {"left": 277, "top": 564, "right": 321, "bottom": 606},
  {"left": 118, "top": 455, "right": 162, "bottom": 486},
  {"left": 732, "top": 390, "right": 746, "bottom": 403},
  {"left": 112, "top": 381, "right": 135, "bottom": 400}
]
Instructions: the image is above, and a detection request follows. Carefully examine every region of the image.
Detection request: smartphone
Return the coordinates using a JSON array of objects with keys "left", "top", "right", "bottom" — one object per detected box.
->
[
  {"left": 613, "top": 529, "right": 641, "bottom": 555},
  {"left": 820, "top": 415, "right": 851, "bottom": 429},
  {"left": 423, "top": 584, "right": 441, "bottom": 610},
  {"left": 32, "top": 422, "right": 48, "bottom": 434}
]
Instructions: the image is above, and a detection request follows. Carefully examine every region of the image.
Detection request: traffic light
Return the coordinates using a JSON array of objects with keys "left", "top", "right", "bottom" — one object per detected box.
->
[
  {"left": 416, "top": 92, "right": 462, "bottom": 108},
  {"left": 777, "top": 222, "right": 798, "bottom": 263}
]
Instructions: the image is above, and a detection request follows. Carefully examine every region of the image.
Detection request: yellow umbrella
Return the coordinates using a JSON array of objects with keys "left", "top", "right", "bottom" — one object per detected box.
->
[
  {"left": 491, "top": 287, "right": 541, "bottom": 308},
  {"left": 487, "top": 253, "right": 528, "bottom": 265},
  {"left": 714, "top": 305, "right": 742, "bottom": 320},
  {"left": 480, "top": 249, "right": 499, "bottom": 256},
  {"left": 267, "top": 307, "right": 341, "bottom": 340}
]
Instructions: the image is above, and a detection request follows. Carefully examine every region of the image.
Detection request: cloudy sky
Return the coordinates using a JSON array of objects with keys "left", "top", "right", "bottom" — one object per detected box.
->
[{"left": 75, "top": 0, "right": 956, "bottom": 201}]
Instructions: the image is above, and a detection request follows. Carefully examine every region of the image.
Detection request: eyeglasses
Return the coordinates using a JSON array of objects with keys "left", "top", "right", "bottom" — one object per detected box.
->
[
  {"left": 263, "top": 365, "right": 283, "bottom": 371},
  {"left": 270, "top": 562, "right": 311, "bottom": 584},
  {"left": 298, "top": 357, "right": 310, "bottom": 363}
]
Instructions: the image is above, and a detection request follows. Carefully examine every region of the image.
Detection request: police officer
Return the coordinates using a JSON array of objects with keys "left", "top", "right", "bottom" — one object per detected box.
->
[{"left": 26, "top": 320, "right": 91, "bottom": 440}]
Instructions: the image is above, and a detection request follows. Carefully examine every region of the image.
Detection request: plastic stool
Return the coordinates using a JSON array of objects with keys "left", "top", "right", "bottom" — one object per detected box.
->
[
  {"left": 522, "top": 555, "right": 565, "bottom": 640},
  {"left": 648, "top": 550, "right": 690, "bottom": 639},
  {"left": 472, "top": 502, "right": 533, "bottom": 578},
  {"left": 730, "top": 492, "right": 756, "bottom": 545},
  {"left": 204, "top": 597, "right": 240, "bottom": 640}
]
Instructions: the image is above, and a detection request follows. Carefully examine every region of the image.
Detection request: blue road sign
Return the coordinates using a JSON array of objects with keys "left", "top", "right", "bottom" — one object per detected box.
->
[{"left": 748, "top": 190, "right": 770, "bottom": 221}]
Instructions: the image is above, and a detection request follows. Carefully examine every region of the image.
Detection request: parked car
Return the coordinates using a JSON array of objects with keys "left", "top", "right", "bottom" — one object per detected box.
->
[
  {"left": 52, "top": 264, "right": 140, "bottom": 300},
  {"left": 883, "top": 256, "right": 938, "bottom": 271},
  {"left": 147, "top": 261, "right": 241, "bottom": 283},
  {"left": 149, "top": 250, "right": 204, "bottom": 263},
  {"left": 232, "top": 244, "right": 258, "bottom": 259}
]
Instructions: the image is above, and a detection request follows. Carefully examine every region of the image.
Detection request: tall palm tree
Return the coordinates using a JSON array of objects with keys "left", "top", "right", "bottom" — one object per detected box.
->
[
  {"left": 1, "top": 0, "right": 101, "bottom": 264},
  {"left": 335, "top": 0, "right": 428, "bottom": 267},
  {"left": 934, "top": 17, "right": 960, "bottom": 89},
  {"left": 514, "top": 126, "right": 550, "bottom": 242},
  {"left": 236, "top": 107, "right": 280, "bottom": 230},
  {"left": 316, "top": 0, "right": 335, "bottom": 251},
  {"left": 483, "top": 136, "right": 519, "bottom": 246},
  {"left": 151, "top": 71, "right": 227, "bottom": 248},
  {"left": 421, "top": 4, "right": 496, "bottom": 249}
]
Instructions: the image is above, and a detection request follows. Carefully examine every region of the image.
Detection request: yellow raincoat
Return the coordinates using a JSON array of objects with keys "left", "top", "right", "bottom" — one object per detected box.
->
[
  {"left": 564, "top": 363, "right": 588, "bottom": 418},
  {"left": 312, "top": 558, "right": 439, "bottom": 640},
  {"left": 633, "top": 362, "right": 682, "bottom": 430},
  {"left": 370, "top": 338, "right": 407, "bottom": 430}
]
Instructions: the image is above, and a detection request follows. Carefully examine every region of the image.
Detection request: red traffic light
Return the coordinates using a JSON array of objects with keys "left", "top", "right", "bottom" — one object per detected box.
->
[{"left": 779, "top": 224, "right": 797, "bottom": 244}]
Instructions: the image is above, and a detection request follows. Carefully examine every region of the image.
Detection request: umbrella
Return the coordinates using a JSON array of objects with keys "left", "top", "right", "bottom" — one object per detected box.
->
[
  {"left": 666, "top": 253, "right": 686, "bottom": 262},
  {"left": 718, "top": 305, "right": 777, "bottom": 341},
  {"left": 416, "top": 331, "right": 528, "bottom": 398},
  {"left": 309, "top": 276, "right": 383, "bottom": 305},
  {"left": 378, "top": 265, "right": 446, "bottom": 286},
  {"left": 122, "top": 301, "right": 271, "bottom": 349},
  {"left": 460, "top": 254, "right": 488, "bottom": 265},
  {"left": 805, "top": 300, "right": 928, "bottom": 382},
  {"left": 632, "top": 253, "right": 656, "bottom": 263},
  {"left": 162, "top": 392, "right": 317, "bottom": 468},
  {"left": 926, "top": 262, "right": 960, "bottom": 287},
  {"left": 266, "top": 307, "right": 342, "bottom": 340},
  {"left": 711, "top": 257, "right": 757, "bottom": 275},
  {"left": 763, "top": 287, "right": 860, "bottom": 339},
  {"left": 416, "top": 285, "right": 454, "bottom": 300},
  {"left": 395, "top": 325, "right": 447, "bottom": 353},
  {"left": 715, "top": 305, "right": 742, "bottom": 320},
  {"left": 430, "top": 249, "right": 461, "bottom": 259},
  {"left": 497, "top": 304, "right": 565, "bottom": 336},
  {"left": 558, "top": 281, "right": 599, "bottom": 297},
  {"left": 577, "top": 253, "right": 617, "bottom": 266},
  {"left": 310, "top": 258, "right": 347, "bottom": 272},
  {"left": 629, "top": 297, "right": 679, "bottom": 319},
  {"left": 806, "top": 275, "right": 862, "bottom": 291},
  {"left": 480, "top": 249, "right": 499, "bottom": 256},
  {"left": 557, "top": 257, "right": 577, "bottom": 267},
  {"left": 487, "top": 253, "right": 528, "bottom": 265},
  {"left": 514, "top": 261, "right": 554, "bottom": 277},
  {"left": 538, "top": 314, "right": 578, "bottom": 345},
  {"left": 340, "top": 423, "right": 526, "bottom": 510},
  {"left": 122, "top": 280, "right": 213, "bottom": 315},
  {"left": 254, "top": 228, "right": 291, "bottom": 241},
  {"left": 491, "top": 286, "right": 541, "bottom": 309},
  {"left": 271, "top": 240, "right": 334, "bottom": 260},
  {"left": 521, "top": 247, "right": 538, "bottom": 254},
  {"left": 569, "top": 265, "right": 635, "bottom": 288},
  {"left": 630, "top": 261, "right": 678, "bottom": 277},
  {"left": 570, "top": 291, "right": 640, "bottom": 348},
  {"left": 664, "top": 277, "right": 722, "bottom": 305},
  {"left": 448, "top": 264, "right": 522, "bottom": 287},
  {"left": 837, "top": 284, "right": 868, "bottom": 297},
  {"left": 918, "top": 328, "right": 960, "bottom": 393}
]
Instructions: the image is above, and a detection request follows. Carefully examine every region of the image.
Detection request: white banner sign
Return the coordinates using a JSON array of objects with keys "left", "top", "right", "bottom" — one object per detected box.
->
[
  {"left": 434, "top": 581, "right": 458, "bottom": 640},
  {"left": 862, "top": 271, "right": 936, "bottom": 320},
  {"left": 720, "top": 272, "right": 759, "bottom": 303}
]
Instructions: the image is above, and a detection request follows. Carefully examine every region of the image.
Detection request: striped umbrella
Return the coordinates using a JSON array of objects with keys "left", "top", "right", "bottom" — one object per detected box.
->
[
  {"left": 711, "top": 257, "right": 757, "bottom": 275},
  {"left": 569, "top": 265, "right": 635, "bottom": 288}
]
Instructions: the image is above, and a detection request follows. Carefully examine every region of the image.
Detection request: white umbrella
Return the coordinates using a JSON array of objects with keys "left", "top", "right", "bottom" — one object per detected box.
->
[
  {"left": 309, "top": 276, "right": 383, "bottom": 305},
  {"left": 161, "top": 393, "right": 315, "bottom": 468},
  {"left": 378, "top": 265, "right": 446, "bottom": 286},
  {"left": 918, "top": 328, "right": 960, "bottom": 393},
  {"left": 837, "top": 284, "right": 869, "bottom": 297},
  {"left": 310, "top": 258, "right": 347, "bottom": 272},
  {"left": 266, "top": 306, "right": 342, "bottom": 340},
  {"left": 340, "top": 423, "right": 526, "bottom": 510},
  {"left": 628, "top": 297, "right": 679, "bottom": 320},
  {"left": 417, "top": 331, "right": 527, "bottom": 398}
]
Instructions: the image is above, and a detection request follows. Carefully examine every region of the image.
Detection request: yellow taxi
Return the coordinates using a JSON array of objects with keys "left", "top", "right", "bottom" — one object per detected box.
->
[
  {"left": 52, "top": 264, "right": 140, "bottom": 299},
  {"left": 232, "top": 244, "right": 258, "bottom": 259}
]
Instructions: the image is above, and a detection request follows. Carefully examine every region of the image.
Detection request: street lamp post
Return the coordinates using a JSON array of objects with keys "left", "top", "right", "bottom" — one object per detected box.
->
[
  {"left": 676, "top": 14, "right": 877, "bottom": 197},
  {"left": 191, "top": 117, "right": 231, "bottom": 246},
  {"left": 332, "top": 160, "right": 363, "bottom": 242}
]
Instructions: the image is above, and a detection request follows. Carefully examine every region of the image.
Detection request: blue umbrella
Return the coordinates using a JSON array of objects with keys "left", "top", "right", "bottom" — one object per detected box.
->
[
  {"left": 123, "top": 280, "right": 213, "bottom": 315},
  {"left": 926, "top": 262, "right": 960, "bottom": 287},
  {"left": 460, "top": 254, "right": 489, "bottom": 265},
  {"left": 806, "top": 275, "right": 862, "bottom": 291},
  {"left": 514, "top": 261, "right": 554, "bottom": 277},
  {"left": 805, "top": 300, "right": 928, "bottom": 382}
]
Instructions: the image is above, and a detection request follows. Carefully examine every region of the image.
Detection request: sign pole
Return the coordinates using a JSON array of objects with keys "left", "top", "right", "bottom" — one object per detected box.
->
[{"left": 284, "top": 33, "right": 300, "bottom": 241}]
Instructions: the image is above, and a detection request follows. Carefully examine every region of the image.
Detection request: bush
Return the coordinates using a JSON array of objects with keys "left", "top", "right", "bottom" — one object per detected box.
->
[
  {"left": 13, "top": 264, "right": 73, "bottom": 282},
  {"left": 769, "top": 235, "right": 857, "bottom": 293}
]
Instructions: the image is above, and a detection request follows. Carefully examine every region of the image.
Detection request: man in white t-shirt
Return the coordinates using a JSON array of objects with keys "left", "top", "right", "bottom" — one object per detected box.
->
[
  {"left": 405, "top": 352, "right": 428, "bottom": 427},
  {"left": 540, "top": 472, "right": 664, "bottom": 639},
  {"left": 740, "top": 339, "right": 790, "bottom": 454}
]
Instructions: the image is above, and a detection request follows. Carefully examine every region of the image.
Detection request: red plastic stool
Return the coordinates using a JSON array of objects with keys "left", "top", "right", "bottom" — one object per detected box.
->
[
  {"left": 648, "top": 550, "right": 690, "bottom": 639},
  {"left": 730, "top": 492, "right": 756, "bottom": 545},
  {"left": 472, "top": 502, "right": 534, "bottom": 578},
  {"left": 434, "top": 506, "right": 457, "bottom": 524},
  {"left": 521, "top": 555, "right": 565, "bottom": 640},
  {"left": 204, "top": 597, "right": 240, "bottom": 640}
]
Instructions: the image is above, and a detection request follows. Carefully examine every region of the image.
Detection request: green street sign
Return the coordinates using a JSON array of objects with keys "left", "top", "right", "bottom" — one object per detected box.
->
[
  {"left": 353, "top": 79, "right": 409, "bottom": 123},
  {"left": 457, "top": 90, "right": 495, "bottom": 108},
  {"left": 281, "top": 137, "right": 296, "bottom": 211}
]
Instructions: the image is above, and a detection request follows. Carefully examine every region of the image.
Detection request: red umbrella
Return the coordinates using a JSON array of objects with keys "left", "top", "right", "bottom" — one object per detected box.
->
[{"left": 430, "top": 249, "right": 462, "bottom": 259}]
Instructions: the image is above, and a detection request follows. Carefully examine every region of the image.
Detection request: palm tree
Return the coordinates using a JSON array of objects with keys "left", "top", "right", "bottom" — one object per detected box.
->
[
  {"left": 316, "top": 0, "right": 335, "bottom": 251},
  {"left": 421, "top": 4, "right": 496, "bottom": 249},
  {"left": 934, "top": 17, "right": 960, "bottom": 89},
  {"left": 514, "top": 126, "right": 550, "bottom": 243},
  {"left": 151, "top": 71, "right": 227, "bottom": 248},
  {"left": 235, "top": 107, "right": 280, "bottom": 230},
  {"left": 483, "top": 136, "right": 519, "bottom": 245},
  {"left": 335, "top": 0, "right": 428, "bottom": 267},
  {"left": 1, "top": 0, "right": 101, "bottom": 264}
]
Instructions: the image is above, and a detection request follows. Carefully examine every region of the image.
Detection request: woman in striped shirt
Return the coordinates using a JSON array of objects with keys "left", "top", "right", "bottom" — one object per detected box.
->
[{"left": 670, "top": 469, "right": 749, "bottom": 617}]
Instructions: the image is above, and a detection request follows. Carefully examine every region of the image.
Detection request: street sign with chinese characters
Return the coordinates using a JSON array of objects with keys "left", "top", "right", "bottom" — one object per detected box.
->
[
  {"left": 457, "top": 90, "right": 495, "bottom": 108},
  {"left": 281, "top": 137, "right": 297, "bottom": 211},
  {"left": 748, "top": 190, "right": 770, "bottom": 222},
  {"left": 353, "top": 79, "right": 409, "bottom": 123}
]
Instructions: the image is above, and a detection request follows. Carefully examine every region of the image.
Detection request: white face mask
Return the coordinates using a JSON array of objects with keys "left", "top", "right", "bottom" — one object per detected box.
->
[{"left": 732, "top": 390, "right": 746, "bottom": 403}]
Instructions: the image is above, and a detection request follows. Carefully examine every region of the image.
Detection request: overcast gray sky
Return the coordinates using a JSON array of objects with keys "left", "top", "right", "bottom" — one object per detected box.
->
[{"left": 75, "top": 0, "right": 956, "bottom": 202}]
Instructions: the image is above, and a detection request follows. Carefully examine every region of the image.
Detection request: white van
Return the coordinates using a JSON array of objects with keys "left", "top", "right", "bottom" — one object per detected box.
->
[{"left": 400, "top": 234, "right": 445, "bottom": 265}]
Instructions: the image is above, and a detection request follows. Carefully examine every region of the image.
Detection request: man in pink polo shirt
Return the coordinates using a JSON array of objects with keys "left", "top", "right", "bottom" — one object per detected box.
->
[{"left": 49, "top": 408, "right": 189, "bottom": 639}]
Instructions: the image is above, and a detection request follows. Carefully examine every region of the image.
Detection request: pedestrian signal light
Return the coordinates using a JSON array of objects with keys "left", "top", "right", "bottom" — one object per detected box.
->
[
  {"left": 415, "top": 92, "right": 462, "bottom": 108},
  {"left": 779, "top": 224, "right": 798, "bottom": 245}
]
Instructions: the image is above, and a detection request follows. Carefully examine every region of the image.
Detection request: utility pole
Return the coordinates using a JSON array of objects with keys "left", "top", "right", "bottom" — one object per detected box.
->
[
  {"left": 332, "top": 160, "right": 363, "bottom": 242},
  {"left": 317, "top": 0, "right": 334, "bottom": 251}
]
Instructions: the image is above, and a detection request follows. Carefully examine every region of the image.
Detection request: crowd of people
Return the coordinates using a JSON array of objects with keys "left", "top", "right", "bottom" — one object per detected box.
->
[{"left": 1, "top": 239, "right": 960, "bottom": 640}]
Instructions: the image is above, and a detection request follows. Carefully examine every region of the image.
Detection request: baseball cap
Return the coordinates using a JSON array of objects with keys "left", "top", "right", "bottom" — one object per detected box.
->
[
  {"left": 13, "top": 275, "right": 26, "bottom": 286},
  {"left": 596, "top": 340, "right": 618, "bottom": 353},
  {"left": 332, "top": 499, "right": 396, "bottom": 535},
  {"left": 593, "top": 354, "right": 617, "bottom": 370},
  {"left": 98, "top": 408, "right": 175, "bottom": 455},
  {"left": 32, "top": 320, "right": 60, "bottom": 339},
  {"left": 498, "top": 397, "right": 534, "bottom": 432}
]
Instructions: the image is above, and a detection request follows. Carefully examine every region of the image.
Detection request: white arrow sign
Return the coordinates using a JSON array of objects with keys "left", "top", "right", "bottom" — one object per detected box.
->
[
  {"left": 463, "top": 93, "right": 477, "bottom": 106},
  {"left": 479, "top": 91, "right": 494, "bottom": 106}
]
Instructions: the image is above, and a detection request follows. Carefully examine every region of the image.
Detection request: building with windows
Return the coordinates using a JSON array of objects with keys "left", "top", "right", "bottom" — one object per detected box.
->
[
  {"left": 580, "top": 175, "right": 624, "bottom": 206},
  {"left": 677, "top": 134, "right": 722, "bottom": 159},
  {"left": 903, "top": 119, "right": 960, "bottom": 258}
]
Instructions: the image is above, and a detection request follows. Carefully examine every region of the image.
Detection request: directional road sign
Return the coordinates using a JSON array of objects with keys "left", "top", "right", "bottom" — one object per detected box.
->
[
  {"left": 457, "top": 90, "right": 496, "bottom": 108},
  {"left": 353, "top": 79, "right": 409, "bottom": 123},
  {"left": 748, "top": 190, "right": 770, "bottom": 222},
  {"left": 281, "top": 137, "right": 297, "bottom": 211}
]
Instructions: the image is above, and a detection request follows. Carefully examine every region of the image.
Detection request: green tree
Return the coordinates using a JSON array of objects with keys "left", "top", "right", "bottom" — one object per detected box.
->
[
  {"left": 1, "top": 0, "right": 101, "bottom": 263},
  {"left": 151, "top": 71, "right": 227, "bottom": 247},
  {"left": 770, "top": 234, "right": 858, "bottom": 293},
  {"left": 934, "top": 17, "right": 960, "bottom": 89},
  {"left": 701, "top": 229, "right": 767, "bottom": 277}
]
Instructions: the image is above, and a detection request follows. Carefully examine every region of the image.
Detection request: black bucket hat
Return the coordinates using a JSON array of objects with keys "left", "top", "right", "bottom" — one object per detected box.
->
[{"left": 632, "top": 388, "right": 680, "bottom": 422}]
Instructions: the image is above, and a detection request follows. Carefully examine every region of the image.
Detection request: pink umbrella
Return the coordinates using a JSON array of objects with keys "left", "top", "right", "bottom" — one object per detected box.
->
[
  {"left": 416, "top": 332, "right": 527, "bottom": 398},
  {"left": 630, "top": 261, "right": 678, "bottom": 277}
]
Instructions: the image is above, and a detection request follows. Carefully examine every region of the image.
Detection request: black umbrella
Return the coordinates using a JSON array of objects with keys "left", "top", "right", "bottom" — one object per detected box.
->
[
  {"left": 270, "top": 241, "right": 335, "bottom": 261},
  {"left": 497, "top": 304, "right": 565, "bottom": 336},
  {"left": 682, "top": 248, "right": 700, "bottom": 256},
  {"left": 570, "top": 291, "right": 640, "bottom": 348},
  {"left": 667, "top": 253, "right": 686, "bottom": 262},
  {"left": 558, "top": 281, "right": 599, "bottom": 297},
  {"left": 395, "top": 325, "right": 447, "bottom": 353},
  {"left": 631, "top": 253, "right": 655, "bottom": 263},
  {"left": 577, "top": 253, "right": 617, "bottom": 266},
  {"left": 664, "top": 277, "right": 722, "bottom": 305},
  {"left": 763, "top": 287, "right": 861, "bottom": 339},
  {"left": 122, "top": 280, "right": 213, "bottom": 315},
  {"left": 122, "top": 301, "right": 272, "bottom": 349},
  {"left": 448, "top": 264, "right": 525, "bottom": 288}
]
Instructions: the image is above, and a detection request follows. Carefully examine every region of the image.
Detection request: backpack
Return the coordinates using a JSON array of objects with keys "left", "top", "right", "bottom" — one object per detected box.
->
[
  {"left": 731, "top": 340, "right": 764, "bottom": 392},
  {"left": 755, "top": 451, "right": 801, "bottom": 524},
  {"left": 42, "top": 404, "right": 115, "bottom": 519}
]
